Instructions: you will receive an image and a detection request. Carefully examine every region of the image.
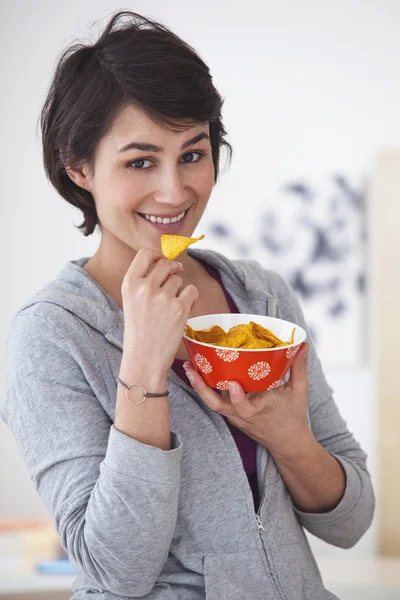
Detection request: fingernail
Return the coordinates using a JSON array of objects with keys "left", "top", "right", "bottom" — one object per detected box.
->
[{"left": 228, "top": 382, "right": 237, "bottom": 393}]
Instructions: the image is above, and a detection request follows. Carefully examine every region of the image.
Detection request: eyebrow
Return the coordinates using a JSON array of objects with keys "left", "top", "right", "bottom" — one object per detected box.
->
[{"left": 118, "top": 131, "right": 210, "bottom": 154}]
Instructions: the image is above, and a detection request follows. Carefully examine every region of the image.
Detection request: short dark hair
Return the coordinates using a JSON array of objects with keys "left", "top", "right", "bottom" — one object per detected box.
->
[{"left": 40, "top": 11, "right": 232, "bottom": 236}]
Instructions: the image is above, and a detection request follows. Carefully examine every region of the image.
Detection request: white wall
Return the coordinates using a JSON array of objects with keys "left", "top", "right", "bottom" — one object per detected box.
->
[{"left": 2, "top": 0, "right": 399, "bottom": 558}]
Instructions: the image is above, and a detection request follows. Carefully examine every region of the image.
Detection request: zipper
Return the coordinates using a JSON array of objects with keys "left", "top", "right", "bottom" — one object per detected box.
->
[
  {"left": 255, "top": 453, "right": 287, "bottom": 600},
  {"left": 107, "top": 335, "right": 123, "bottom": 351},
  {"left": 256, "top": 514, "right": 265, "bottom": 533},
  {"left": 255, "top": 452, "right": 270, "bottom": 533}
]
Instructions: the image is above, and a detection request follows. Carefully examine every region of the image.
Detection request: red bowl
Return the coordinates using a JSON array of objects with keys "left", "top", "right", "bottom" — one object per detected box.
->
[{"left": 183, "top": 314, "right": 307, "bottom": 393}]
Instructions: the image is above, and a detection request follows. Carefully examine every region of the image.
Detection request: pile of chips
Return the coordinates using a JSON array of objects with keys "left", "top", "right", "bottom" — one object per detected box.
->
[{"left": 185, "top": 322, "right": 296, "bottom": 350}]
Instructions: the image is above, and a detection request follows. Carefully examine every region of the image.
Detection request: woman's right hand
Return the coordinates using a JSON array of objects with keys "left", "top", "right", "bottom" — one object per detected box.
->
[{"left": 121, "top": 248, "right": 199, "bottom": 375}]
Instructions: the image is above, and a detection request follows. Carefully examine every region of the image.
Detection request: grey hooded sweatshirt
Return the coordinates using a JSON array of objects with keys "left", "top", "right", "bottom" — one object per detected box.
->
[{"left": 1, "top": 248, "right": 375, "bottom": 600}]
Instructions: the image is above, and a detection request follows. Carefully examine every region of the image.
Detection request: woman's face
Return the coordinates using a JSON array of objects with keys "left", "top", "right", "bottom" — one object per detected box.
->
[{"left": 81, "top": 104, "right": 215, "bottom": 256}]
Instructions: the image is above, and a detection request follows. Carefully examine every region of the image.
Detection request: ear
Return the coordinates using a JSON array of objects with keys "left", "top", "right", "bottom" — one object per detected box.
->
[{"left": 60, "top": 148, "right": 93, "bottom": 193}]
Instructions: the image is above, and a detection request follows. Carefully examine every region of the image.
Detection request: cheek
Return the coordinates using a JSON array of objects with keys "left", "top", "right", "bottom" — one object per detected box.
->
[
  {"left": 93, "top": 171, "right": 138, "bottom": 214},
  {"left": 194, "top": 162, "right": 215, "bottom": 197}
]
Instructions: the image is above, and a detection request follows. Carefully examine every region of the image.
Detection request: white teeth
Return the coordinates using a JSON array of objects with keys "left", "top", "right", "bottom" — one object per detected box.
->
[{"left": 143, "top": 210, "right": 186, "bottom": 223}]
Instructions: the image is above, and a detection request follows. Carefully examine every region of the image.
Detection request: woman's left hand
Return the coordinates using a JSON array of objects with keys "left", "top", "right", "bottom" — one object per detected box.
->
[{"left": 183, "top": 342, "right": 310, "bottom": 458}]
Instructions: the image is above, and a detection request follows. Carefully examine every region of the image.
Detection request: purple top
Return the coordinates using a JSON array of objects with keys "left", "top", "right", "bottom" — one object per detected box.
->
[{"left": 171, "top": 264, "right": 260, "bottom": 511}]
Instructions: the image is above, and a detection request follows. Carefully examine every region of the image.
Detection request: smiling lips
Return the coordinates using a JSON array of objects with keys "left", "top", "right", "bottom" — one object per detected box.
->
[
  {"left": 141, "top": 210, "right": 186, "bottom": 224},
  {"left": 138, "top": 209, "right": 188, "bottom": 233}
]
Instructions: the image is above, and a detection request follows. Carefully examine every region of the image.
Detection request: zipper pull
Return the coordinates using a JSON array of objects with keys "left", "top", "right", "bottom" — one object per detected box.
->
[{"left": 256, "top": 514, "right": 265, "bottom": 533}]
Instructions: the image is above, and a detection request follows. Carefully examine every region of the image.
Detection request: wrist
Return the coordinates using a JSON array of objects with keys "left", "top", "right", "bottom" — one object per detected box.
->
[
  {"left": 119, "top": 361, "right": 168, "bottom": 394},
  {"left": 269, "top": 426, "right": 317, "bottom": 464}
]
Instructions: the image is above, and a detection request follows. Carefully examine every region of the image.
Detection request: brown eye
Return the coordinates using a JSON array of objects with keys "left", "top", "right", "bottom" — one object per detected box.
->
[
  {"left": 129, "top": 158, "right": 153, "bottom": 170},
  {"left": 180, "top": 151, "right": 203, "bottom": 164}
]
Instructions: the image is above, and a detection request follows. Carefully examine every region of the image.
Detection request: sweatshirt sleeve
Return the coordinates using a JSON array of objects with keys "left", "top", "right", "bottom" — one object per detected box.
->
[
  {"left": 271, "top": 273, "right": 375, "bottom": 549},
  {"left": 1, "top": 312, "right": 183, "bottom": 596}
]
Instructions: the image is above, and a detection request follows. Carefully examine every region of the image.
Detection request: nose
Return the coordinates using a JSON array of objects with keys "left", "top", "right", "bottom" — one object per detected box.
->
[{"left": 153, "top": 165, "right": 188, "bottom": 208}]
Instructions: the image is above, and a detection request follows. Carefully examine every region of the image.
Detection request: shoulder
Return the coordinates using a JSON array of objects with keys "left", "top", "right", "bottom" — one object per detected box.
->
[
  {"left": 191, "top": 247, "right": 292, "bottom": 295},
  {"left": 6, "top": 310, "right": 77, "bottom": 386},
  {"left": 9, "top": 302, "right": 82, "bottom": 347},
  {"left": 6, "top": 301, "right": 94, "bottom": 378},
  {"left": 232, "top": 258, "right": 303, "bottom": 320},
  {"left": 236, "top": 259, "right": 291, "bottom": 294}
]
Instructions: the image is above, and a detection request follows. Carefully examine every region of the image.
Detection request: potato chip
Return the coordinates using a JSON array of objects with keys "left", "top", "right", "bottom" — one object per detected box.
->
[
  {"left": 161, "top": 234, "right": 205, "bottom": 260},
  {"left": 184, "top": 324, "right": 226, "bottom": 345},
  {"left": 249, "top": 322, "right": 284, "bottom": 346},
  {"left": 184, "top": 321, "right": 296, "bottom": 350},
  {"left": 219, "top": 327, "right": 251, "bottom": 348}
]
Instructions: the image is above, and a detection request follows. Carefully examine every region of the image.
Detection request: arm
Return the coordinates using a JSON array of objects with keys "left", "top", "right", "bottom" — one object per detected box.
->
[
  {"left": 2, "top": 312, "right": 182, "bottom": 596},
  {"left": 276, "top": 277, "right": 375, "bottom": 548},
  {"left": 271, "top": 423, "right": 346, "bottom": 514},
  {"left": 115, "top": 350, "right": 171, "bottom": 451}
]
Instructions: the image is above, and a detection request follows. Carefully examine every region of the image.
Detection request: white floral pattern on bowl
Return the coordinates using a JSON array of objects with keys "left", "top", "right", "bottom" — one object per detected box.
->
[
  {"left": 248, "top": 361, "right": 271, "bottom": 381},
  {"left": 194, "top": 353, "right": 213, "bottom": 374},
  {"left": 268, "top": 379, "right": 283, "bottom": 390},
  {"left": 215, "top": 348, "right": 240, "bottom": 362},
  {"left": 216, "top": 380, "right": 230, "bottom": 390},
  {"left": 286, "top": 345, "right": 300, "bottom": 360}
]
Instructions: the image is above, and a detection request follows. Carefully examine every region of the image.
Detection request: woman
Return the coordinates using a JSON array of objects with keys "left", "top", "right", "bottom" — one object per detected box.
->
[{"left": 2, "top": 11, "right": 374, "bottom": 600}]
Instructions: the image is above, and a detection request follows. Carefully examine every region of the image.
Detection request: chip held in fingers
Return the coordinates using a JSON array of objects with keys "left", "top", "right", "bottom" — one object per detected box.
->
[{"left": 161, "top": 234, "right": 205, "bottom": 260}]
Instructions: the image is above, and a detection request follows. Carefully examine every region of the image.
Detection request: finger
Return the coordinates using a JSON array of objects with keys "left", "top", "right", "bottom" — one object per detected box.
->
[
  {"left": 178, "top": 283, "right": 199, "bottom": 312},
  {"left": 228, "top": 381, "right": 255, "bottom": 418},
  {"left": 148, "top": 258, "right": 184, "bottom": 288},
  {"left": 288, "top": 342, "right": 309, "bottom": 391},
  {"left": 126, "top": 247, "right": 164, "bottom": 279},
  {"left": 183, "top": 362, "right": 228, "bottom": 414},
  {"left": 161, "top": 273, "right": 185, "bottom": 297}
]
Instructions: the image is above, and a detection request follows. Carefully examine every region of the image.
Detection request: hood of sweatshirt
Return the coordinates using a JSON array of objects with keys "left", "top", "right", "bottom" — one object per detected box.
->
[{"left": 16, "top": 248, "right": 280, "bottom": 347}]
